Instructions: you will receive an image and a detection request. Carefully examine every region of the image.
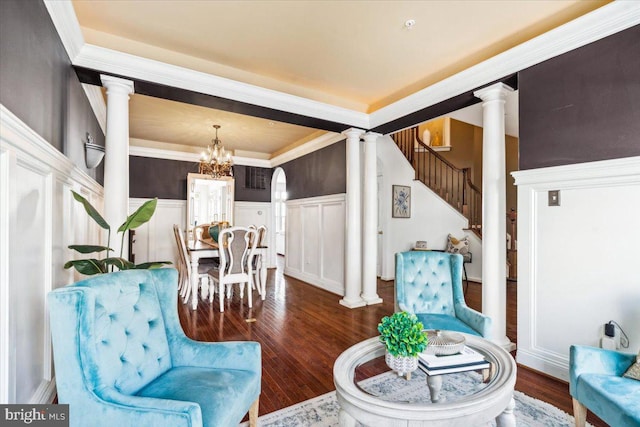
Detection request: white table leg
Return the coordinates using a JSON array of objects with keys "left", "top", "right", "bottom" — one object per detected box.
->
[
  {"left": 426, "top": 375, "right": 443, "bottom": 403},
  {"left": 190, "top": 253, "right": 199, "bottom": 310},
  {"left": 338, "top": 409, "right": 357, "bottom": 427},
  {"left": 496, "top": 396, "right": 516, "bottom": 427}
]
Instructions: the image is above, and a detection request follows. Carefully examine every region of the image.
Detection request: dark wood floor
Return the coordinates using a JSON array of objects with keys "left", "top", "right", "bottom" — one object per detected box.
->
[{"left": 177, "top": 257, "right": 606, "bottom": 426}]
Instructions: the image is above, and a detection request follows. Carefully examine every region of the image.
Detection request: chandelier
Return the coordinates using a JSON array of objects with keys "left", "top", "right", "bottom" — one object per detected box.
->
[{"left": 199, "top": 124, "right": 233, "bottom": 178}]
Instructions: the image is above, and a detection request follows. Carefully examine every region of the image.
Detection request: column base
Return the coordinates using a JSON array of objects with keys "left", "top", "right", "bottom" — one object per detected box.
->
[
  {"left": 339, "top": 298, "right": 366, "bottom": 309},
  {"left": 363, "top": 296, "right": 383, "bottom": 305},
  {"left": 491, "top": 335, "right": 517, "bottom": 353}
]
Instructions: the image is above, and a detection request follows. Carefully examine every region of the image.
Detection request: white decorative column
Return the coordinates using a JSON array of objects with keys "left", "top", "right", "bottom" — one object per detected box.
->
[
  {"left": 361, "top": 132, "right": 382, "bottom": 305},
  {"left": 340, "top": 128, "right": 366, "bottom": 308},
  {"left": 100, "top": 75, "right": 134, "bottom": 259},
  {"left": 474, "top": 82, "right": 515, "bottom": 351}
]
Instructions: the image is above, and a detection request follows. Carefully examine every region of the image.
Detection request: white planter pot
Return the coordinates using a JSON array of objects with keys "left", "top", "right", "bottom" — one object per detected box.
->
[{"left": 385, "top": 351, "right": 419, "bottom": 377}]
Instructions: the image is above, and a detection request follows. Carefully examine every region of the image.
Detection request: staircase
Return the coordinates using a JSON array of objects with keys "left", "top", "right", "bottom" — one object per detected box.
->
[{"left": 391, "top": 127, "right": 482, "bottom": 235}]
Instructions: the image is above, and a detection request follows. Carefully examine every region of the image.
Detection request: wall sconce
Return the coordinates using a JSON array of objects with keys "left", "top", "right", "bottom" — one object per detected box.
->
[{"left": 84, "top": 132, "right": 105, "bottom": 169}]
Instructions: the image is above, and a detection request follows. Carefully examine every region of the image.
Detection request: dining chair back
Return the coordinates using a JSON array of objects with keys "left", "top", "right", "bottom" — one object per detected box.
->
[
  {"left": 173, "top": 224, "right": 214, "bottom": 304},
  {"left": 208, "top": 226, "right": 257, "bottom": 312}
]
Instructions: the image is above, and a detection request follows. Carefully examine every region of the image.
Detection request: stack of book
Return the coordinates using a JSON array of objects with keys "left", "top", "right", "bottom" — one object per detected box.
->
[{"left": 418, "top": 346, "right": 490, "bottom": 375}]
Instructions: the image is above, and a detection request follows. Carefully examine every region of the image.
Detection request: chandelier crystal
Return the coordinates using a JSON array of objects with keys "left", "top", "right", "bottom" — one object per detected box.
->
[{"left": 199, "top": 124, "right": 233, "bottom": 178}]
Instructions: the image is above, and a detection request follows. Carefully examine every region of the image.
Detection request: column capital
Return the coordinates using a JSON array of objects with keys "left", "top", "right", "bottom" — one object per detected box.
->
[
  {"left": 100, "top": 74, "right": 135, "bottom": 95},
  {"left": 474, "top": 82, "right": 514, "bottom": 102},
  {"left": 342, "top": 128, "right": 365, "bottom": 140},
  {"left": 362, "top": 132, "right": 382, "bottom": 143}
]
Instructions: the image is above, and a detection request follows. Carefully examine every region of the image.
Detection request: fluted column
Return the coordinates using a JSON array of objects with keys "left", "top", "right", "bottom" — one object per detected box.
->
[
  {"left": 340, "top": 128, "right": 366, "bottom": 308},
  {"left": 361, "top": 132, "right": 382, "bottom": 305},
  {"left": 474, "top": 82, "right": 515, "bottom": 351},
  {"left": 101, "top": 75, "right": 134, "bottom": 259}
]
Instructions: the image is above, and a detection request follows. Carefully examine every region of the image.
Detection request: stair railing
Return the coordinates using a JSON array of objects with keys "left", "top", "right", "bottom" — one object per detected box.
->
[{"left": 391, "top": 127, "right": 482, "bottom": 233}]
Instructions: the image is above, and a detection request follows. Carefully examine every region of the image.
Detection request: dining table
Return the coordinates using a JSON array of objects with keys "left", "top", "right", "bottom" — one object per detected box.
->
[{"left": 187, "top": 238, "right": 268, "bottom": 310}]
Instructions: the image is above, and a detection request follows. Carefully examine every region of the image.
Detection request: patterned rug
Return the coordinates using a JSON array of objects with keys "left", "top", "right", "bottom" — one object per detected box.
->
[{"left": 240, "top": 369, "right": 591, "bottom": 426}]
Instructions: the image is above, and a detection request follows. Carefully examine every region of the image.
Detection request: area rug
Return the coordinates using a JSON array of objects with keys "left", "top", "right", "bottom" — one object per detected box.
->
[{"left": 240, "top": 369, "right": 591, "bottom": 426}]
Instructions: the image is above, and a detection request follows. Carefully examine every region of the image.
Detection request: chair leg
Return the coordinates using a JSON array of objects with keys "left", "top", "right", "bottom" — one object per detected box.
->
[
  {"left": 219, "top": 282, "right": 225, "bottom": 313},
  {"left": 572, "top": 398, "right": 587, "bottom": 427},
  {"left": 249, "top": 397, "right": 259, "bottom": 427},
  {"left": 247, "top": 282, "right": 252, "bottom": 308}
]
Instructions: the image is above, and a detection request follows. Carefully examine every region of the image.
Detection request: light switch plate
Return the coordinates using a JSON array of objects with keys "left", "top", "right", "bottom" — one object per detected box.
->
[{"left": 548, "top": 190, "right": 560, "bottom": 206}]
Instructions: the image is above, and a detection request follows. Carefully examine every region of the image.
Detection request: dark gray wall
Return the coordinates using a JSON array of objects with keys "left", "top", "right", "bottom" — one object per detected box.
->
[
  {"left": 0, "top": 0, "right": 105, "bottom": 184},
  {"left": 281, "top": 140, "right": 346, "bottom": 200},
  {"left": 129, "top": 156, "right": 272, "bottom": 202},
  {"left": 519, "top": 25, "right": 640, "bottom": 170}
]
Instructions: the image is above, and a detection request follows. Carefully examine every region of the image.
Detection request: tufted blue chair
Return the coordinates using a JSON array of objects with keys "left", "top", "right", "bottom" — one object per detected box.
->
[
  {"left": 48, "top": 268, "right": 261, "bottom": 427},
  {"left": 395, "top": 251, "right": 491, "bottom": 337}
]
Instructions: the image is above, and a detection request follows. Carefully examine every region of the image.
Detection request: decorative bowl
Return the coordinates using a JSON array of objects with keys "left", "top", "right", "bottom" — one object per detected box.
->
[{"left": 423, "top": 330, "right": 466, "bottom": 355}]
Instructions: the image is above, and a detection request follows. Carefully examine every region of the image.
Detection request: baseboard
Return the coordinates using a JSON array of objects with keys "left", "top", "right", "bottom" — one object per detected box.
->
[
  {"left": 283, "top": 268, "right": 343, "bottom": 296},
  {"left": 516, "top": 348, "right": 569, "bottom": 382}
]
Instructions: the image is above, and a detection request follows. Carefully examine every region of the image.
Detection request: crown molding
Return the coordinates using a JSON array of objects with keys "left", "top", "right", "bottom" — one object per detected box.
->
[
  {"left": 128, "top": 144, "right": 272, "bottom": 168},
  {"left": 81, "top": 84, "right": 106, "bottom": 133},
  {"left": 270, "top": 132, "right": 344, "bottom": 167},
  {"left": 43, "top": 0, "right": 84, "bottom": 61},
  {"left": 369, "top": 1, "right": 640, "bottom": 129},
  {"left": 74, "top": 44, "right": 370, "bottom": 130}
]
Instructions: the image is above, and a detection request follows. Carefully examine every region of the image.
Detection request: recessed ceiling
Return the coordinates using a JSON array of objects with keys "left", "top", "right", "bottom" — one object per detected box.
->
[{"left": 74, "top": 0, "right": 608, "bottom": 155}]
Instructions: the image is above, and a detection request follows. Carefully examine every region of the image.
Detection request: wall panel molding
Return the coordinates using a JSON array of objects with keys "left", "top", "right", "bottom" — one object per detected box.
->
[
  {"left": 284, "top": 194, "right": 346, "bottom": 295},
  {"left": 0, "top": 104, "right": 103, "bottom": 404}
]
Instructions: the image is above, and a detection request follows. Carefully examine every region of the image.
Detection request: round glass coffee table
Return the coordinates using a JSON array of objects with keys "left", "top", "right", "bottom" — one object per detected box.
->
[{"left": 333, "top": 334, "right": 517, "bottom": 427}]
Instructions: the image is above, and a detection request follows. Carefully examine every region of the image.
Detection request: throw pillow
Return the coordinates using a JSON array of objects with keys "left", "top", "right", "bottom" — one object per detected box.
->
[
  {"left": 623, "top": 351, "right": 640, "bottom": 381},
  {"left": 446, "top": 234, "right": 470, "bottom": 255}
]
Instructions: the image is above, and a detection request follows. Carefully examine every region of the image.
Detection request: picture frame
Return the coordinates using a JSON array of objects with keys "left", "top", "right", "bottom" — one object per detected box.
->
[{"left": 392, "top": 185, "right": 411, "bottom": 218}]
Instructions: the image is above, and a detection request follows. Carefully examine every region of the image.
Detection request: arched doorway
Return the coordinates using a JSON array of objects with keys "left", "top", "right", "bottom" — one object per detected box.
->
[{"left": 271, "top": 168, "right": 287, "bottom": 258}]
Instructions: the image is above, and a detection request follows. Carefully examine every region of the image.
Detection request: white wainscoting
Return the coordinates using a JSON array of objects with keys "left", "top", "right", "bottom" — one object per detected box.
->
[
  {"left": 285, "top": 194, "right": 346, "bottom": 295},
  {"left": 234, "top": 201, "right": 275, "bottom": 268},
  {"left": 129, "top": 198, "right": 186, "bottom": 268},
  {"left": 0, "top": 104, "right": 104, "bottom": 404},
  {"left": 513, "top": 156, "right": 640, "bottom": 381}
]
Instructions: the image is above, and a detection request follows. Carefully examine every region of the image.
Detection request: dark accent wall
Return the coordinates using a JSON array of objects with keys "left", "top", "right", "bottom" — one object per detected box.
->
[
  {"left": 519, "top": 25, "right": 640, "bottom": 170},
  {"left": 0, "top": 0, "right": 105, "bottom": 184},
  {"left": 281, "top": 140, "right": 346, "bottom": 200},
  {"left": 129, "top": 156, "right": 272, "bottom": 202}
]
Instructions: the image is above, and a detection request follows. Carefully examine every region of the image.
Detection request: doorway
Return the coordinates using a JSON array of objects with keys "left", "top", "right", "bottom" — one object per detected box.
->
[{"left": 271, "top": 168, "right": 287, "bottom": 256}]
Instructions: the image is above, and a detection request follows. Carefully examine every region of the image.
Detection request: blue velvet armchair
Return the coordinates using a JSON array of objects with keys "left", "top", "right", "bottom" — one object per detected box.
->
[
  {"left": 48, "top": 268, "right": 261, "bottom": 427},
  {"left": 570, "top": 345, "right": 640, "bottom": 427},
  {"left": 395, "top": 251, "right": 491, "bottom": 337}
]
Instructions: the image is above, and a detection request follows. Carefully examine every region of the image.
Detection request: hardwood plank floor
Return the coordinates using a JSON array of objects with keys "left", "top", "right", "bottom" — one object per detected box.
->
[{"left": 177, "top": 257, "right": 606, "bottom": 426}]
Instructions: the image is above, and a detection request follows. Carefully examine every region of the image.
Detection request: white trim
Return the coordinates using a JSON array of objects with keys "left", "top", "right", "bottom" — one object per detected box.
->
[
  {"left": 81, "top": 83, "right": 107, "bottom": 133},
  {"left": 74, "top": 44, "right": 370, "bottom": 129},
  {"left": 0, "top": 148, "right": 11, "bottom": 403},
  {"left": 283, "top": 269, "right": 344, "bottom": 296},
  {"left": 129, "top": 145, "right": 201, "bottom": 162},
  {"left": 29, "top": 378, "right": 57, "bottom": 404},
  {"left": 369, "top": 1, "right": 640, "bottom": 128},
  {"left": 270, "top": 132, "right": 344, "bottom": 166},
  {"left": 129, "top": 198, "right": 186, "bottom": 209},
  {"left": 512, "top": 156, "right": 640, "bottom": 186},
  {"left": 0, "top": 104, "right": 103, "bottom": 196},
  {"left": 285, "top": 193, "right": 346, "bottom": 207},
  {"left": 43, "top": 0, "right": 84, "bottom": 61}
]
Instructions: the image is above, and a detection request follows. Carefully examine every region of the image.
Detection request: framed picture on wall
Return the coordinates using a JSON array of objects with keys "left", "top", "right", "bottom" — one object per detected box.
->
[{"left": 392, "top": 185, "right": 411, "bottom": 218}]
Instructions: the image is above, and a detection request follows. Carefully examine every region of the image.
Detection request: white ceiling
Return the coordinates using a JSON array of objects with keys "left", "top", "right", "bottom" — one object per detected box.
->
[{"left": 72, "top": 0, "right": 608, "bottom": 155}]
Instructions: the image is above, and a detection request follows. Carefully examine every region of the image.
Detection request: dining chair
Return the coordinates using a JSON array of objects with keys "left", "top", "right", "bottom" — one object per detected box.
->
[
  {"left": 173, "top": 224, "right": 217, "bottom": 303},
  {"left": 208, "top": 226, "right": 258, "bottom": 312}
]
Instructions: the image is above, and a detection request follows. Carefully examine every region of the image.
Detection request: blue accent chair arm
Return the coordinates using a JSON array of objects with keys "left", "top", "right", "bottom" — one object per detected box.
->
[
  {"left": 569, "top": 345, "right": 636, "bottom": 396},
  {"left": 454, "top": 304, "right": 491, "bottom": 337},
  {"left": 96, "top": 387, "right": 202, "bottom": 426}
]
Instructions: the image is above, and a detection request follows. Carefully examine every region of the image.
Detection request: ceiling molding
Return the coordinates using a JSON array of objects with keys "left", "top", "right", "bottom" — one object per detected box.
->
[
  {"left": 129, "top": 143, "right": 272, "bottom": 168},
  {"left": 369, "top": 1, "right": 640, "bottom": 129},
  {"left": 73, "top": 44, "right": 371, "bottom": 130},
  {"left": 270, "top": 132, "right": 344, "bottom": 167},
  {"left": 81, "top": 84, "right": 106, "bottom": 133},
  {"left": 43, "top": 0, "right": 84, "bottom": 61}
]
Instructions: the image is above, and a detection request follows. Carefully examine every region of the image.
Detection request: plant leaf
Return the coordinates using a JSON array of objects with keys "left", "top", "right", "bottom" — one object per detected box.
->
[
  {"left": 103, "top": 257, "right": 135, "bottom": 270},
  {"left": 63, "top": 259, "right": 106, "bottom": 275},
  {"left": 118, "top": 198, "right": 157, "bottom": 232},
  {"left": 71, "top": 190, "right": 110, "bottom": 230},
  {"left": 68, "top": 245, "right": 114, "bottom": 254},
  {"left": 134, "top": 261, "right": 172, "bottom": 269}
]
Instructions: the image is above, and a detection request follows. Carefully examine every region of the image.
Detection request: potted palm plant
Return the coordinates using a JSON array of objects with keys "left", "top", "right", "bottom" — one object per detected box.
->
[{"left": 378, "top": 311, "right": 428, "bottom": 378}]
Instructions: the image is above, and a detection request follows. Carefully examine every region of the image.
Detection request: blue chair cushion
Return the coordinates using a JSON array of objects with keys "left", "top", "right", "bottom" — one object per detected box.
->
[
  {"left": 416, "top": 313, "right": 481, "bottom": 336},
  {"left": 136, "top": 366, "right": 261, "bottom": 427},
  {"left": 575, "top": 373, "right": 640, "bottom": 427}
]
